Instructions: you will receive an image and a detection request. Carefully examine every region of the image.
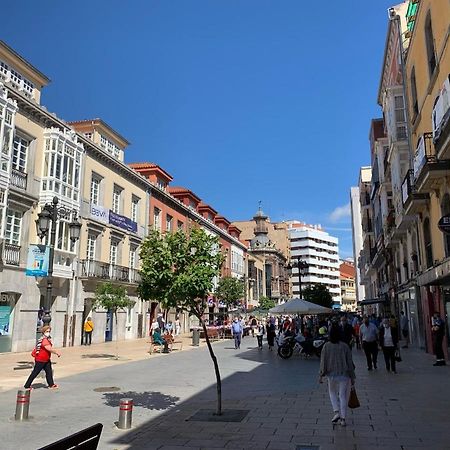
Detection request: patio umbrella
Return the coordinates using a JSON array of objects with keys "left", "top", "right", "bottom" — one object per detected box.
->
[{"left": 269, "top": 298, "right": 333, "bottom": 315}]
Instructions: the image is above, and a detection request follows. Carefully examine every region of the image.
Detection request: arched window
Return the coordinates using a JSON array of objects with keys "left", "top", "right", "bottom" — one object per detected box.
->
[
  {"left": 424, "top": 11, "right": 436, "bottom": 77},
  {"left": 423, "top": 217, "right": 433, "bottom": 268},
  {"left": 441, "top": 193, "right": 450, "bottom": 257}
]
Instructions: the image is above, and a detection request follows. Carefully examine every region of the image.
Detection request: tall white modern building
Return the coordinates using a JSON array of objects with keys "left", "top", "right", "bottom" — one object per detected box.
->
[
  {"left": 287, "top": 222, "right": 341, "bottom": 308},
  {"left": 350, "top": 185, "right": 366, "bottom": 304}
]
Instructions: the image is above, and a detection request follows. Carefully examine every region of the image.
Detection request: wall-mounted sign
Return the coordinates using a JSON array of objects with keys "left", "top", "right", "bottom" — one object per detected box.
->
[
  {"left": 438, "top": 215, "right": 450, "bottom": 235},
  {"left": 25, "top": 245, "right": 50, "bottom": 277},
  {"left": 90, "top": 205, "right": 137, "bottom": 233},
  {"left": 109, "top": 211, "right": 138, "bottom": 233},
  {"left": 90, "top": 204, "right": 109, "bottom": 224}
]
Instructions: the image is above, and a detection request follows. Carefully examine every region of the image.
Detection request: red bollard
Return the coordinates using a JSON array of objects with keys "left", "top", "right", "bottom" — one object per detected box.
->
[{"left": 118, "top": 398, "right": 133, "bottom": 429}]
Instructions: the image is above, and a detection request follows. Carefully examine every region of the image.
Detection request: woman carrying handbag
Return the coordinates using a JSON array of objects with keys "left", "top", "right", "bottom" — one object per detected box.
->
[{"left": 319, "top": 324, "right": 356, "bottom": 427}]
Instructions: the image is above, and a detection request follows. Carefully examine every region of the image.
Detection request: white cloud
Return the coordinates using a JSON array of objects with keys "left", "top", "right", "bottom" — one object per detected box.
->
[{"left": 329, "top": 203, "right": 351, "bottom": 223}]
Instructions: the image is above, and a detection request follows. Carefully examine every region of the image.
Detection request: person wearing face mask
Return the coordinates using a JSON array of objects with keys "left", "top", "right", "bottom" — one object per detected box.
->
[
  {"left": 379, "top": 318, "right": 399, "bottom": 373},
  {"left": 24, "top": 325, "right": 61, "bottom": 390},
  {"left": 359, "top": 316, "right": 379, "bottom": 371}
]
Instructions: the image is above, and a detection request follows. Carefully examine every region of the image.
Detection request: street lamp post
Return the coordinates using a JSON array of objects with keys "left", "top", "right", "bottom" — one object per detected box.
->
[
  {"left": 288, "top": 257, "right": 308, "bottom": 299},
  {"left": 36, "top": 196, "right": 81, "bottom": 325}
]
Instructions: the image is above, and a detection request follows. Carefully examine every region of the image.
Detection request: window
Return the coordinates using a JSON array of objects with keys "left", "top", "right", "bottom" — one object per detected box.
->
[
  {"left": 90, "top": 174, "right": 101, "bottom": 205},
  {"left": 424, "top": 12, "right": 436, "bottom": 77},
  {"left": 154, "top": 207, "right": 161, "bottom": 230},
  {"left": 166, "top": 214, "right": 173, "bottom": 232},
  {"left": 131, "top": 196, "right": 139, "bottom": 222},
  {"left": 42, "top": 130, "right": 82, "bottom": 202},
  {"left": 157, "top": 178, "right": 166, "bottom": 190},
  {"left": 423, "top": 218, "right": 433, "bottom": 268},
  {"left": 4, "top": 209, "right": 22, "bottom": 245},
  {"left": 86, "top": 234, "right": 97, "bottom": 260},
  {"left": 394, "top": 95, "right": 405, "bottom": 123},
  {"left": 112, "top": 185, "right": 122, "bottom": 213},
  {"left": 411, "top": 67, "right": 419, "bottom": 118},
  {"left": 177, "top": 220, "right": 184, "bottom": 231},
  {"left": 129, "top": 246, "right": 137, "bottom": 270},
  {"left": 84, "top": 132, "right": 93, "bottom": 140},
  {"left": 12, "top": 135, "right": 29, "bottom": 173},
  {"left": 110, "top": 240, "right": 119, "bottom": 266}
]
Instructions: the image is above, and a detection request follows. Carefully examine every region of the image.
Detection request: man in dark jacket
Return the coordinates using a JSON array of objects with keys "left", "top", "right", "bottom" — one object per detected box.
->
[
  {"left": 432, "top": 312, "right": 446, "bottom": 366},
  {"left": 339, "top": 316, "right": 355, "bottom": 348}
]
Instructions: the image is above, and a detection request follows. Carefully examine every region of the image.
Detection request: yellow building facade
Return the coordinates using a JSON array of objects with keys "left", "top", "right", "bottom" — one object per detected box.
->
[{"left": 403, "top": 0, "right": 450, "bottom": 352}]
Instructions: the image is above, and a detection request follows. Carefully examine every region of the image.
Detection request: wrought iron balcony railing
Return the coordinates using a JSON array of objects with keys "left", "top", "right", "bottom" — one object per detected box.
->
[{"left": 79, "top": 259, "right": 141, "bottom": 284}]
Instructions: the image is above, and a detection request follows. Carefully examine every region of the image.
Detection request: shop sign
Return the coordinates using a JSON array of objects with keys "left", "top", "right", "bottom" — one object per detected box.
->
[
  {"left": 90, "top": 204, "right": 109, "bottom": 224},
  {"left": 25, "top": 245, "right": 50, "bottom": 277},
  {"left": 438, "top": 215, "right": 450, "bottom": 235},
  {"left": 109, "top": 211, "right": 138, "bottom": 233}
]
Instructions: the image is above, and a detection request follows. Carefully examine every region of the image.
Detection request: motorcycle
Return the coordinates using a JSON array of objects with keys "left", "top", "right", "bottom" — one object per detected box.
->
[{"left": 277, "top": 332, "right": 327, "bottom": 359}]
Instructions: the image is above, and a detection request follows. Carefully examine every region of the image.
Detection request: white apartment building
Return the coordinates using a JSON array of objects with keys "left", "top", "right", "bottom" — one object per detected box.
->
[
  {"left": 287, "top": 222, "right": 341, "bottom": 307},
  {"left": 350, "top": 185, "right": 366, "bottom": 304}
]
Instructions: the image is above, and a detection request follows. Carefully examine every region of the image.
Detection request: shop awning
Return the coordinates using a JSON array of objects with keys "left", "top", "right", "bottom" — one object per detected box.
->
[{"left": 359, "top": 298, "right": 388, "bottom": 305}]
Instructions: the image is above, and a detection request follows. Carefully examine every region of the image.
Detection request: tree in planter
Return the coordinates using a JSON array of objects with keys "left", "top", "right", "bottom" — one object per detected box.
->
[
  {"left": 258, "top": 296, "right": 275, "bottom": 310},
  {"left": 303, "top": 284, "right": 333, "bottom": 309},
  {"left": 138, "top": 227, "right": 225, "bottom": 415},
  {"left": 215, "top": 276, "right": 245, "bottom": 310},
  {"left": 93, "top": 282, "right": 135, "bottom": 359}
]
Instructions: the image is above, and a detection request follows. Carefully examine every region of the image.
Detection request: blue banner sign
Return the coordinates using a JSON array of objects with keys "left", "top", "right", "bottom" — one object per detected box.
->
[
  {"left": 109, "top": 211, "right": 138, "bottom": 233},
  {"left": 26, "top": 245, "right": 50, "bottom": 277}
]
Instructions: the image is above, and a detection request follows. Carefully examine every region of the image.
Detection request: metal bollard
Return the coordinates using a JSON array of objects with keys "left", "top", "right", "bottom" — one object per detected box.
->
[
  {"left": 118, "top": 398, "right": 133, "bottom": 429},
  {"left": 15, "top": 390, "right": 30, "bottom": 421}
]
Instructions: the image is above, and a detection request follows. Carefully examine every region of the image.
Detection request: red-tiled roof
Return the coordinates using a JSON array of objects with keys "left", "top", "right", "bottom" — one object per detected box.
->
[
  {"left": 340, "top": 261, "right": 355, "bottom": 279},
  {"left": 168, "top": 186, "right": 201, "bottom": 202},
  {"left": 198, "top": 202, "right": 218, "bottom": 215},
  {"left": 129, "top": 162, "right": 173, "bottom": 181}
]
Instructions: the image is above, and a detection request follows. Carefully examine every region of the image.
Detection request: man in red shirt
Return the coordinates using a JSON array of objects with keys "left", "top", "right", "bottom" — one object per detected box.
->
[{"left": 24, "top": 325, "right": 61, "bottom": 390}]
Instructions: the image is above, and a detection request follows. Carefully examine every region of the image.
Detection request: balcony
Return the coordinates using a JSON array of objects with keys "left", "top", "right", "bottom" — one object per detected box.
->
[
  {"left": 1, "top": 242, "right": 21, "bottom": 266},
  {"left": 361, "top": 192, "right": 371, "bottom": 209},
  {"left": 413, "top": 133, "right": 450, "bottom": 193},
  {"left": 433, "top": 75, "right": 450, "bottom": 159},
  {"left": 10, "top": 168, "right": 27, "bottom": 190},
  {"left": 401, "top": 169, "right": 429, "bottom": 218},
  {"left": 79, "top": 260, "right": 141, "bottom": 284}
]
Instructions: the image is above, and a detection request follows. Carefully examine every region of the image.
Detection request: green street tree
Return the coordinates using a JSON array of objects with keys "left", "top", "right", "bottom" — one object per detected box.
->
[
  {"left": 215, "top": 276, "right": 245, "bottom": 309},
  {"left": 302, "top": 284, "right": 333, "bottom": 309},
  {"left": 258, "top": 296, "right": 276, "bottom": 310},
  {"left": 138, "top": 227, "right": 225, "bottom": 415},
  {"left": 93, "top": 282, "right": 135, "bottom": 359}
]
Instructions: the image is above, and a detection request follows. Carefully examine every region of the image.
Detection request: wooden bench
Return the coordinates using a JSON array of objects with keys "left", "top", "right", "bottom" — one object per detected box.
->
[
  {"left": 38, "top": 423, "right": 103, "bottom": 450},
  {"left": 206, "top": 328, "right": 220, "bottom": 341}
]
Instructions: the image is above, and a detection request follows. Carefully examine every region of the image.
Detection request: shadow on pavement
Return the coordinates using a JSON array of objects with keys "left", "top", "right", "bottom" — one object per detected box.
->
[
  {"left": 81, "top": 353, "right": 117, "bottom": 359},
  {"left": 110, "top": 343, "right": 319, "bottom": 449},
  {"left": 103, "top": 391, "right": 180, "bottom": 410}
]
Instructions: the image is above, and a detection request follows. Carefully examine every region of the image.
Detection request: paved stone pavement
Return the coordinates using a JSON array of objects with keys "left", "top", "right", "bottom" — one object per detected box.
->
[{"left": 0, "top": 335, "right": 449, "bottom": 450}]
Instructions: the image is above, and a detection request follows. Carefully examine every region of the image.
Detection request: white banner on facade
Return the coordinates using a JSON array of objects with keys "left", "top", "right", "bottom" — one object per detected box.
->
[{"left": 90, "top": 204, "right": 109, "bottom": 224}]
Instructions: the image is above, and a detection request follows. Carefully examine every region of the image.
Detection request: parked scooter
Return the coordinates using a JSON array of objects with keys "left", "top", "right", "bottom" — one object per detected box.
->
[{"left": 277, "top": 332, "right": 327, "bottom": 359}]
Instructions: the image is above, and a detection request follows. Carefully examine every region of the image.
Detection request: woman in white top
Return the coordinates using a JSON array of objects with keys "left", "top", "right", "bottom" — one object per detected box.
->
[{"left": 319, "top": 324, "right": 356, "bottom": 427}]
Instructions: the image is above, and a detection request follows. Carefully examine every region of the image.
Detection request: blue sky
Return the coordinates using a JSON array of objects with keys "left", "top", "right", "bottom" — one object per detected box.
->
[{"left": 2, "top": 0, "right": 396, "bottom": 258}]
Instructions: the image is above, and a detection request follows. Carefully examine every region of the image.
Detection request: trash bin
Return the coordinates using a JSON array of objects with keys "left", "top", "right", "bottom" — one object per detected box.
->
[{"left": 192, "top": 328, "right": 200, "bottom": 346}]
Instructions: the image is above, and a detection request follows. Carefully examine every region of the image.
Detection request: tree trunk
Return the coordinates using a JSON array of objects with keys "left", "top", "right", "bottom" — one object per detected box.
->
[
  {"left": 114, "top": 311, "right": 119, "bottom": 360},
  {"left": 200, "top": 316, "right": 222, "bottom": 416}
]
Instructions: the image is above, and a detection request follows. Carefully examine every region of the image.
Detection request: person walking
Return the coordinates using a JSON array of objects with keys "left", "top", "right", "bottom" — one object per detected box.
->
[
  {"left": 400, "top": 311, "right": 409, "bottom": 348},
  {"left": 319, "top": 324, "right": 355, "bottom": 427},
  {"left": 266, "top": 318, "right": 276, "bottom": 351},
  {"left": 175, "top": 317, "right": 181, "bottom": 336},
  {"left": 83, "top": 317, "right": 94, "bottom": 345},
  {"left": 231, "top": 318, "right": 243, "bottom": 349},
  {"left": 359, "top": 316, "right": 379, "bottom": 370},
  {"left": 24, "top": 326, "right": 60, "bottom": 390},
  {"left": 339, "top": 316, "right": 355, "bottom": 348},
  {"left": 255, "top": 321, "right": 265, "bottom": 349},
  {"left": 432, "top": 311, "right": 446, "bottom": 366},
  {"left": 379, "top": 318, "right": 399, "bottom": 373}
]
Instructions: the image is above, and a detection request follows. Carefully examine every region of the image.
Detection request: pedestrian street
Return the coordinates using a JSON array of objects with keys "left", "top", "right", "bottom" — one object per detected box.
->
[{"left": 0, "top": 336, "right": 449, "bottom": 450}]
